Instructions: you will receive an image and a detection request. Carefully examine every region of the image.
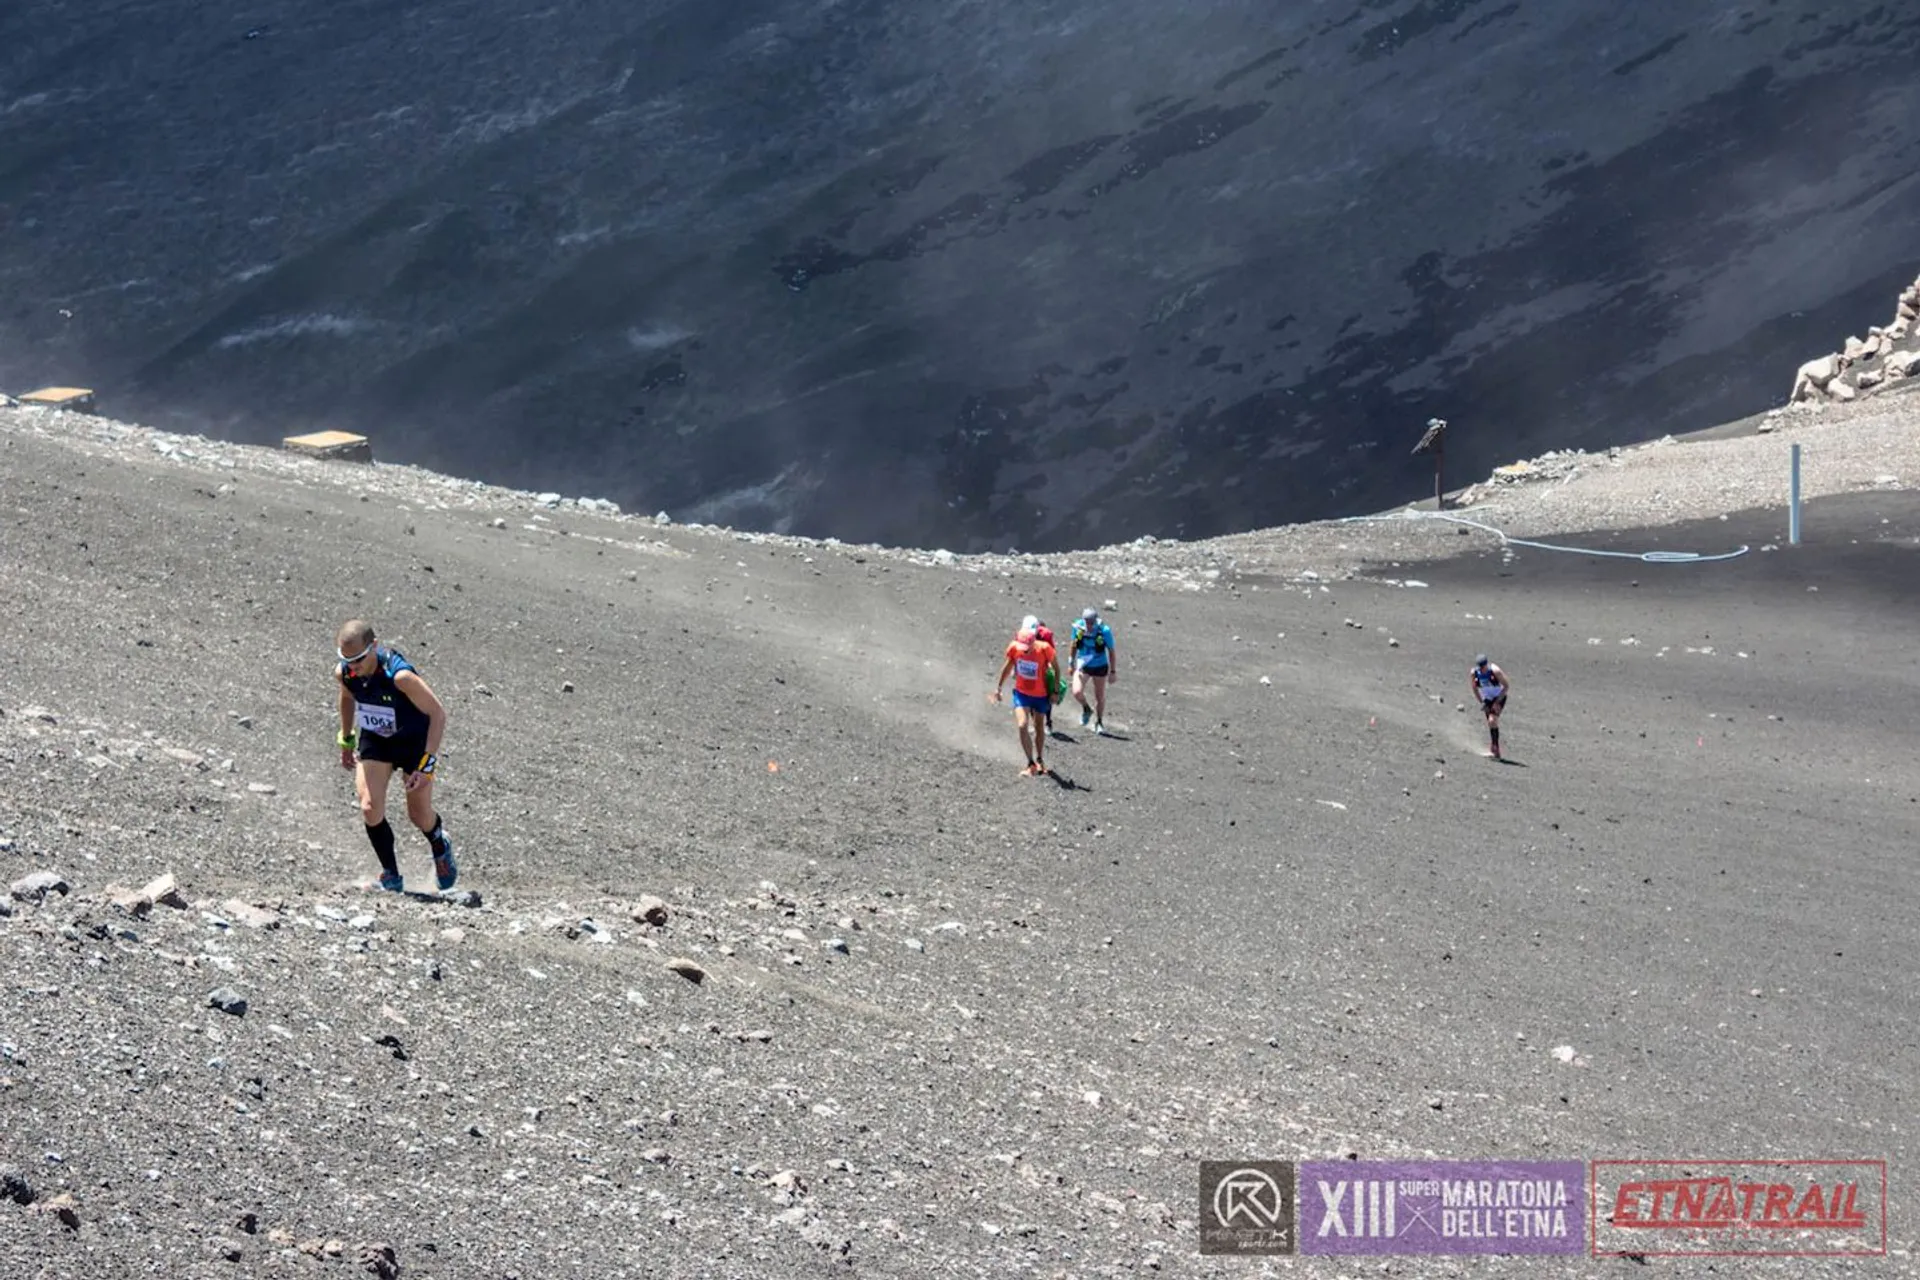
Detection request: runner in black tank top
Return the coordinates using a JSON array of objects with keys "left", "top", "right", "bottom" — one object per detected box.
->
[{"left": 335, "top": 619, "right": 458, "bottom": 892}]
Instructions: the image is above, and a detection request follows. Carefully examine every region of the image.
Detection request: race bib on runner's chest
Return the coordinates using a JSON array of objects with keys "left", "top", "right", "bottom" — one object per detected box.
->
[
  {"left": 1015, "top": 659, "right": 1039, "bottom": 680},
  {"left": 356, "top": 703, "right": 399, "bottom": 736},
  {"left": 1479, "top": 685, "right": 1503, "bottom": 701}
]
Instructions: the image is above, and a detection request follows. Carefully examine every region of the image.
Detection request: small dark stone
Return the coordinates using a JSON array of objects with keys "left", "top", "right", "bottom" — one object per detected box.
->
[
  {"left": 360, "top": 1242, "right": 401, "bottom": 1280},
  {"left": 0, "top": 1163, "right": 33, "bottom": 1205},
  {"left": 209, "top": 987, "right": 248, "bottom": 1017}
]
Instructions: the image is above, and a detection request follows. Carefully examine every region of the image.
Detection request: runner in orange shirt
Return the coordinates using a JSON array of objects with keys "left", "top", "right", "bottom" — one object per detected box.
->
[
  {"left": 1022, "top": 614, "right": 1063, "bottom": 735},
  {"left": 992, "top": 625, "right": 1063, "bottom": 776}
]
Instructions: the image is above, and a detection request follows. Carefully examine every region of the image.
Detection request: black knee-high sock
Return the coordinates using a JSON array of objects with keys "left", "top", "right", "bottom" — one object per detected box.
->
[
  {"left": 1490, "top": 725, "right": 1500, "bottom": 748},
  {"left": 424, "top": 813, "right": 445, "bottom": 847},
  {"left": 365, "top": 819, "right": 398, "bottom": 876}
]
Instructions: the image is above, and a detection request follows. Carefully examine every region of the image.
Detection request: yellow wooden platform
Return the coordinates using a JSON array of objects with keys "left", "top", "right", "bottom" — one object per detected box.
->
[
  {"left": 20, "top": 386, "right": 96, "bottom": 410},
  {"left": 282, "top": 430, "right": 373, "bottom": 462}
]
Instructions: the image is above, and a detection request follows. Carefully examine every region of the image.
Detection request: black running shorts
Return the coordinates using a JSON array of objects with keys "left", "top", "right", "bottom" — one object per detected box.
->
[{"left": 357, "top": 731, "right": 429, "bottom": 773}]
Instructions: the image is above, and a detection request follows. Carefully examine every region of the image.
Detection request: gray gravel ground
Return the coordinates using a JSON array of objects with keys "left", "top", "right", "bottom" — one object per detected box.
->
[{"left": 1, "top": 400, "right": 1915, "bottom": 1277}]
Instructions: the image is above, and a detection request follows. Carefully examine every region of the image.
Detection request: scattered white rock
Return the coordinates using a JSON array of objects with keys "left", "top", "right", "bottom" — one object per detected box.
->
[
  {"left": 145, "top": 873, "right": 187, "bottom": 911},
  {"left": 221, "top": 901, "right": 280, "bottom": 930},
  {"left": 10, "top": 871, "right": 69, "bottom": 904}
]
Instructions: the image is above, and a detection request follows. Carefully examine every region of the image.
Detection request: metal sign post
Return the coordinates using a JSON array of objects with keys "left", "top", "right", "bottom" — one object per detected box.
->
[
  {"left": 1412, "top": 418, "right": 1447, "bottom": 511},
  {"left": 1789, "top": 443, "right": 1802, "bottom": 545}
]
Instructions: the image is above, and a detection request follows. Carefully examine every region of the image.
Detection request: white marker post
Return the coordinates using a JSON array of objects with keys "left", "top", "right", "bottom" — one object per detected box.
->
[{"left": 1789, "top": 443, "right": 1802, "bottom": 546}]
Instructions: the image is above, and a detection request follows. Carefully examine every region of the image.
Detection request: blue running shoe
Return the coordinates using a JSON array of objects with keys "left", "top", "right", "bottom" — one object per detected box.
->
[
  {"left": 431, "top": 832, "right": 458, "bottom": 891},
  {"left": 377, "top": 871, "right": 405, "bottom": 893}
]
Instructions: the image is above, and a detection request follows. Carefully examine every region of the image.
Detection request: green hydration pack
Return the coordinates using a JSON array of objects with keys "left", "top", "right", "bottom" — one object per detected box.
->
[{"left": 1073, "top": 621, "right": 1109, "bottom": 657}]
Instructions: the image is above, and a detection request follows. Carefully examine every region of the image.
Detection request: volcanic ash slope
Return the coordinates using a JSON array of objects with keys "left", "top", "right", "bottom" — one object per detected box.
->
[{"left": 1, "top": 402, "right": 1917, "bottom": 1277}]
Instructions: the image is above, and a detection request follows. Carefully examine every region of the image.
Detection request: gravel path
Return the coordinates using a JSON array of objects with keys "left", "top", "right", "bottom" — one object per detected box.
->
[{"left": 1157, "top": 389, "right": 1920, "bottom": 582}]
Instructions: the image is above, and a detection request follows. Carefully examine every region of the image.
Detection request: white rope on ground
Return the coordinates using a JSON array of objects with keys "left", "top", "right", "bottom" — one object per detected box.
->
[{"left": 1338, "top": 509, "right": 1750, "bottom": 563}]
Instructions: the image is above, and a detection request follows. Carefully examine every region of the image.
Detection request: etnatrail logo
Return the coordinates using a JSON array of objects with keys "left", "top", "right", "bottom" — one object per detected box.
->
[
  {"left": 1616, "top": 1176, "right": 1864, "bottom": 1228},
  {"left": 1591, "top": 1161, "right": 1887, "bottom": 1257}
]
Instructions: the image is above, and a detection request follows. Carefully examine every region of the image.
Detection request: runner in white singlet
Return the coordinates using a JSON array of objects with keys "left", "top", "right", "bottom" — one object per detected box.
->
[{"left": 1469, "top": 654, "right": 1511, "bottom": 760}]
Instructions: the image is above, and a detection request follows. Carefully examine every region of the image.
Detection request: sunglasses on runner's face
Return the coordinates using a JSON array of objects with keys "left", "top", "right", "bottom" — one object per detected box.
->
[{"left": 339, "top": 645, "right": 374, "bottom": 665}]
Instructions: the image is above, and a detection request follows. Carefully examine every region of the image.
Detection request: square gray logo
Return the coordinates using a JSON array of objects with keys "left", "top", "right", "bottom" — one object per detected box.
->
[{"left": 1199, "top": 1161, "right": 1296, "bottom": 1255}]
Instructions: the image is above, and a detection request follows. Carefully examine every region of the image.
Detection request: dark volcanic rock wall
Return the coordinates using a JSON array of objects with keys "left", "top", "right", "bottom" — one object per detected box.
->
[{"left": 2, "top": 1, "right": 1915, "bottom": 549}]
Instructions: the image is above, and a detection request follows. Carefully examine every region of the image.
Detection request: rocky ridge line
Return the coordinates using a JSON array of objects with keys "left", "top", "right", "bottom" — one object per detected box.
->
[
  {"left": 6, "top": 345, "right": 1917, "bottom": 603},
  {"left": 1789, "top": 270, "right": 1920, "bottom": 404}
]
